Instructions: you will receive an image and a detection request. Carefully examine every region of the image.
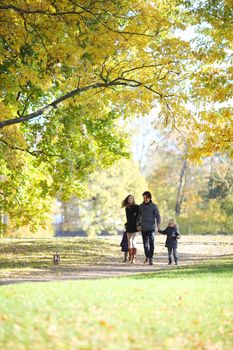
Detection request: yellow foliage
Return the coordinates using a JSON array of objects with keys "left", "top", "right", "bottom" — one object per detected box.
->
[{"left": 0, "top": 0, "right": 232, "bottom": 162}]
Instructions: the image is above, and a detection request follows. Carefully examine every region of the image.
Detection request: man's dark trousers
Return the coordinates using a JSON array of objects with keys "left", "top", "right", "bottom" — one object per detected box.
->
[{"left": 142, "top": 231, "right": 154, "bottom": 259}]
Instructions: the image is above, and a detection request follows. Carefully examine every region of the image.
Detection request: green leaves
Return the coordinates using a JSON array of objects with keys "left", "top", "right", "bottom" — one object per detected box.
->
[
  {"left": 0, "top": 101, "right": 129, "bottom": 229},
  {"left": 0, "top": 0, "right": 232, "bottom": 231}
]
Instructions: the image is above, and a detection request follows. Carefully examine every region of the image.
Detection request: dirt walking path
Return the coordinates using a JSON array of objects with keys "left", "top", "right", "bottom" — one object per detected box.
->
[{"left": 0, "top": 235, "right": 232, "bottom": 285}]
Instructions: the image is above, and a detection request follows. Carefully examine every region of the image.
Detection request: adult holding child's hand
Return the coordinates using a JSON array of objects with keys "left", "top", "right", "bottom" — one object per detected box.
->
[{"left": 136, "top": 191, "right": 161, "bottom": 265}]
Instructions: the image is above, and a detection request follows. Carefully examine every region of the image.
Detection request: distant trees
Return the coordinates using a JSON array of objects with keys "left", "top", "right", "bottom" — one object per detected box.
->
[
  {"left": 56, "top": 158, "right": 147, "bottom": 236},
  {"left": 148, "top": 147, "right": 233, "bottom": 234}
]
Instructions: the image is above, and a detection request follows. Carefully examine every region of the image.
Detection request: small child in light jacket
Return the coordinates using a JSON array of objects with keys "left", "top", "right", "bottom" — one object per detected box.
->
[{"left": 158, "top": 218, "right": 180, "bottom": 265}]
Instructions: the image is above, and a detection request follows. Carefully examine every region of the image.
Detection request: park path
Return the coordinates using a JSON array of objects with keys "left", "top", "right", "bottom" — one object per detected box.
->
[
  {"left": 0, "top": 249, "right": 197, "bottom": 285},
  {"left": 1, "top": 236, "right": 232, "bottom": 285}
]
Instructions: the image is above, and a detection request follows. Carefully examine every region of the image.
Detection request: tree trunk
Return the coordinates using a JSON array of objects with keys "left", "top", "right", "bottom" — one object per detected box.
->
[{"left": 175, "top": 149, "right": 188, "bottom": 216}]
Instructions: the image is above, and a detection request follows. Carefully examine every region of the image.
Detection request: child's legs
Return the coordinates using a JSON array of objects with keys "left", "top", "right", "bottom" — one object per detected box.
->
[
  {"left": 168, "top": 248, "right": 172, "bottom": 263},
  {"left": 173, "top": 248, "right": 178, "bottom": 263}
]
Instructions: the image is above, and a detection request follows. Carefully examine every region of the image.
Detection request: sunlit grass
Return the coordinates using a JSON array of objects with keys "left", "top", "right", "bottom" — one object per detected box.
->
[
  {"left": 0, "top": 238, "right": 119, "bottom": 279},
  {"left": 0, "top": 255, "right": 232, "bottom": 350}
]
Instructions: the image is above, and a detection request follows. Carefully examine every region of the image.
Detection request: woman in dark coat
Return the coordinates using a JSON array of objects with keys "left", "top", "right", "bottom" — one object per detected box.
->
[
  {"left": 121, "top": 195, "right": 139, "bottom": 263},
  {"left": 158, "top": 218, "right": 180, "bottom": 265}
]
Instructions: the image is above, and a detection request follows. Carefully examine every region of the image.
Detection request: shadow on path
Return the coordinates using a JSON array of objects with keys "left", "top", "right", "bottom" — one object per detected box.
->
[{"left": 1, "top": 252, "right": 232, "bottom": 286}]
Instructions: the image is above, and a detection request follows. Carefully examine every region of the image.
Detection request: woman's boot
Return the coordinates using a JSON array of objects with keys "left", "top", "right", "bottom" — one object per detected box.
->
[
  {"left": 128, "top": 248, "right": 133, "bottom": 262},
  {"left": 132, "top": 248, "right": 137, "bottom": 264}
]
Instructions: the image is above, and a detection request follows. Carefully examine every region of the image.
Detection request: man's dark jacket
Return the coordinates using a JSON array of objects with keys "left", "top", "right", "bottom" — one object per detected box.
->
[{"left": 136, "top": 201, "right": 161, "bottom": 232}]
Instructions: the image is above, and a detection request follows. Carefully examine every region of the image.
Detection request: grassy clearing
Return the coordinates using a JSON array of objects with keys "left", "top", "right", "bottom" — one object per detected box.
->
[
  {"left": 1, "top": 235, "right": 233, "bottom": 281},
  {"left": 0, "top": 238, "right": 119, "bottom": 280},
  {"left": 0, "top": 256, "right": 233, "bottom": 350}
]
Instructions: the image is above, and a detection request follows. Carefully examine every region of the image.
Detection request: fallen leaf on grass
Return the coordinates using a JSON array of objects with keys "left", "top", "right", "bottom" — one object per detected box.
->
[
  {"left": 98, "top": 320, "right": 114, "bottom": 331},
  {"left": 192, "top": 319, "right": 200, "bottom": 325},
  {"left": 0, "top": 314, "right": 8, "bottom": 321},
  {"left": 47, "top": 324, "right": 60, "bottom": 337}
]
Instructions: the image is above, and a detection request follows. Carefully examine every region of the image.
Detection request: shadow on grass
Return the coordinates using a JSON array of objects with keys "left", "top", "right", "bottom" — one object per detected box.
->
[
  {"left": 129, "top": 256, "right": 233, "bottom": 280},
  {"left": 0, "top": 253, "right": 117, "bottom": 270},
  {"left": 0, "top": 238, "right": 118, "bottom": 254},
  {"left": 0, "top": 238, "right": 120, "bottom": 272}
]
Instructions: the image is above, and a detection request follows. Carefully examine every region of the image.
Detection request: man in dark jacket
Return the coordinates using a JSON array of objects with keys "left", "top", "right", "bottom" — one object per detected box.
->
[{"left": 137, "top": 191, "right": 161, "bottom": 265}]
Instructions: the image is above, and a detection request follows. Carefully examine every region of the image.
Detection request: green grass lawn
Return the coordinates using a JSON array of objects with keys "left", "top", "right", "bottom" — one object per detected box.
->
[
  {"left": 0, "top": 256, "right": 232, "bottom": 350},
  {"left": 0, "top": 238, "right": 119, "bottom": 280}
]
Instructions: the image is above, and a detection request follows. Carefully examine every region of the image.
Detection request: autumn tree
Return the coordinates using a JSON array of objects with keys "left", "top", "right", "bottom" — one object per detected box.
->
[
  {"left": 0, "top": 0, "right": 232, "bottom": 230},
  {"left": 181, "top": 0, "right": 233, "bottom": 158},
  {"left": 0, "top": 0, "right": 190, "bottom": 229}
]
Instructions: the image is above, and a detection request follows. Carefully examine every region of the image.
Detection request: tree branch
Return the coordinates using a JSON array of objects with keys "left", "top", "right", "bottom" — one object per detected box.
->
[
  {"left": 0, "top": 3, "right": 158, "bottom": 38},
  {"left": 0, "top": 81, "right": 107, "bottom": 128},
  {"left": 0, "top": 139, "right": 61, "bottom": 157},
  {"left": 117, "top": 77, "right": 164, "bottom": 98},
  {"left": 0, "top": 79, "right": 163, "bottom": 129},
  {"left": 0, "top": 4, "right": 84, "bottom": 16}
]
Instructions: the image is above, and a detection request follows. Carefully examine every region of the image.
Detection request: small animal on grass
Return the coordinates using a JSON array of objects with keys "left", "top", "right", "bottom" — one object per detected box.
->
[{"left": 53, "top": 253, "right": 61, "bottom": 264}]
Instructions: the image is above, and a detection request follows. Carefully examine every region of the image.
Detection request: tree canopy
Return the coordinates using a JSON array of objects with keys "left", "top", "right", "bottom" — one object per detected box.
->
[
  {"left": 181, "top": 0, "right": 233, "bottom": 158},
  {"left": 0, "top": 0, "right": 232, "bottom": 230}
]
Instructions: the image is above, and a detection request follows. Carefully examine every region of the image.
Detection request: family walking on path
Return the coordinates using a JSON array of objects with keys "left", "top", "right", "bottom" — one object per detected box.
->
[{"left": 120, "top": 191, "right": 180, "bottom": 265}]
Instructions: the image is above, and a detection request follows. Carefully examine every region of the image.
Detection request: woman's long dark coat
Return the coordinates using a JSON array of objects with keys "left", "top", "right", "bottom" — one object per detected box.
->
[{"left": 125, "top": 204, "right": 139, "bottom": 233}]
